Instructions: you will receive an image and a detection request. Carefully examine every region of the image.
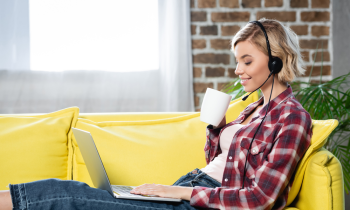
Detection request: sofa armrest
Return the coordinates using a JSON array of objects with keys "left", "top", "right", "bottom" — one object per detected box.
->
[{"left": 290, "top": 147, "right": 344, "bottom": 210}]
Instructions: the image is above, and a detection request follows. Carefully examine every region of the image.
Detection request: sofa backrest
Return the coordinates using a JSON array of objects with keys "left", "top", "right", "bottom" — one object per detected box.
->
[{"left": 72, "top": 93, "right": 259, "bottom": 187}]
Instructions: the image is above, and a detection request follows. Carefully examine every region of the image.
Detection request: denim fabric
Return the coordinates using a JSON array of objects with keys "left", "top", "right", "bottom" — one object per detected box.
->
[
  {"left": 9, "top": 169, "right": 220, "bottom": 210},
  {"left": 172, "top": 168, "right": 221, "bottom": 188}
]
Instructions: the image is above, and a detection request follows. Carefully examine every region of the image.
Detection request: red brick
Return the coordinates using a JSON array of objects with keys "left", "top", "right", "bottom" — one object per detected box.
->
[
  {"left": 304, "top": 65, "right": 331, "bottom": 76},
  {"left": 194, "top": 82, "right": 214, "bottom": 93},
  {"left": 311, "top": 51, "right": 330, "bottom": 62},
  {"left": 228, "top": 68, "right": 238, "bottom": 78},
  {"left": 192, "top": 39, "right": 206, "bottom": 49},
  {"left": 193, "top": 53, "right": 230, "bottom": 64},
  {"left": 193, "top": 67, "right": 202, "bottom": 78},
  {"left": 301, "top": 12, "right": 330, "bottom": 22},
  {"left": 311, "top": 26, "right": 329, "bottom": 36},
  {"left": 191, "top": 25, "right": 196, "bottom": 35},
  {"left": 212, "top": 12, "right": 250, "bottom": 22},
  {"left": 219, "top": 0, "right": 239, "bottom": 8},
  {"left": 265, "top": 0, "right": 283, "bottom": 7},
  {"left": 242, "top": 0, "right": 261, "bottom": 7},
  {"left": 205, "top": 67, "right": 225, "bottom": 77},
  {"left": 200, "top": 25, "right": 218, "bottom": 35},
  {"left": 195, "top": 95, "right": 200, "bottom": 106},
  {"left": 312, "top": 0, "right": 330, "bottom": 8},
  {"left": 301, "top": 51, "right": 310, "bottom": 62},
  {"left": 290, "top": 25, "right": 308, "bottom": 36},
  {"left": 210, "top": 39, "right": 231, "bottom": 50},
  {"left": 191, "top": 11, "right": 207, "bottom": 22},
  {"left": 218, "top": 82, "right": 231, "bottom": 91},
  {"left": 198, "top": 0, "right": 216, "bottom": 8},
  {"left": 256, "top": 11, "right": 296, "bottom": 22},
  {"left": 221, "top": 25, "right": 241, "bottom": 36},
  {"left": 290, "top": 0, "right": 308, "bottom": 7},
  {"left": 299, "top": 39, "right": 328, "bottom": 49}
]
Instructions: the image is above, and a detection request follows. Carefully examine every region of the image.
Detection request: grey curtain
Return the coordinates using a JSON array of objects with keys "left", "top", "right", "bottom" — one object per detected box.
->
[{"left": 0, "top": 70, "right": 160, "bottom": 113}]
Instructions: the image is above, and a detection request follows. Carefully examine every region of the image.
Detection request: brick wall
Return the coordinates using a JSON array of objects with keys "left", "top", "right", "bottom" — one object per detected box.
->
[{"left": 191, "top": 0, "right": 332, "bottom": 111}]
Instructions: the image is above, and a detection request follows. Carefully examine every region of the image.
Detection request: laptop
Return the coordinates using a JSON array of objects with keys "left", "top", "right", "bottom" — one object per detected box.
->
[{"left": 71, "top": 128, "right": 181, "bottom": 202}]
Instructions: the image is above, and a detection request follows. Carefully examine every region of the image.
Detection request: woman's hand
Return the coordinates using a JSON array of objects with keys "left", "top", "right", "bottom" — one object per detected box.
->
[
  {"left": 130, "top": 184, "right": 193, "bottom": 200},
  {"left": 213, "top": 115, "right": 226, "bottom": 129}
]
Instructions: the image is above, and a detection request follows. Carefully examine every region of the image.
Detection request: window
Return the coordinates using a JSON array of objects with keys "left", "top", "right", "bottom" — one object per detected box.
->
[{"left": 29, "top": 0, "right": 158, "bottom": 72}]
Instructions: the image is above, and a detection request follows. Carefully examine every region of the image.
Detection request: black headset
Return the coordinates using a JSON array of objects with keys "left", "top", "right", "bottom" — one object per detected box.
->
[
  {"left": 255, "top": 21, "right": 283, "bottom": 75},
  {"left": 240, "top": 20, "right": 283, "bottom": 189}
]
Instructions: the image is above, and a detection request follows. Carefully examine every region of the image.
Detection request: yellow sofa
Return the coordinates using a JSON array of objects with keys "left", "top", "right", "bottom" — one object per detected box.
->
[{"left": 0, "top": 92, "right": 345, "bottom": 210}]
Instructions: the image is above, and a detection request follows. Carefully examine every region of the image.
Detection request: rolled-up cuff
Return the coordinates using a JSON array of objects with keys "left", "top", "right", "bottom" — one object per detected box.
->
[
  {"left": 9, "top": 183, "right": 28, "bottom": 210},
  {"left": 207, "top": 124, "right": 224, "bottom": 130}
]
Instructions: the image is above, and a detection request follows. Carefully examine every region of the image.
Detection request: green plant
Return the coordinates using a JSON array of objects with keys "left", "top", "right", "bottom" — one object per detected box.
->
[{"left": 221, "top": 43, "right": 350, "bottom": 194}]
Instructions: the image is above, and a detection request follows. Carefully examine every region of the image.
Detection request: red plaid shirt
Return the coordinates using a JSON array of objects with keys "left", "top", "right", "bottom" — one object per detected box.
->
[{"left": 190, "top": 84, "right": 313, "bottom": 210}]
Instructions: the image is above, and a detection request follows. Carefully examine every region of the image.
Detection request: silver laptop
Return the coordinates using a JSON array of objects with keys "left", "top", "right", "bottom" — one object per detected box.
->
[{"left": 72, "top": 128, "right": 181, "bottom": 202}]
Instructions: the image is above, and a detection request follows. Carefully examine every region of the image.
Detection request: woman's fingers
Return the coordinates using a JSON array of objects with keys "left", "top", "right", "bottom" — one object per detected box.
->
[
  {"left": 131, "top": 184, "right": 171, "bottom": 198},
  {"left": 130, "top": 184, "right": 161, "bottom": 195},
  {"left": 130, "top": 184, "right": 183, "bottom": 199}
]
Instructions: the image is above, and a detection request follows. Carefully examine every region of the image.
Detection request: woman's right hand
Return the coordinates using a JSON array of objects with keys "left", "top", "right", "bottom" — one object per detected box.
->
[{"left": 213, "top": 115, "right": 226, "bottom": 129}]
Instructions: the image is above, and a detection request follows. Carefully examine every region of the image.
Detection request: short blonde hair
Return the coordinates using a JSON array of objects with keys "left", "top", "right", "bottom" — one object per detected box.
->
[{"left": 231, "top": 18, "right": 306, "bottom": 83}]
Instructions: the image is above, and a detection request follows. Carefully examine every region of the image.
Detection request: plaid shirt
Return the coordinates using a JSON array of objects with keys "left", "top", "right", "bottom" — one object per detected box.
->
[{"left": 190, "top": 84, "right": 313, "bottom": 210}]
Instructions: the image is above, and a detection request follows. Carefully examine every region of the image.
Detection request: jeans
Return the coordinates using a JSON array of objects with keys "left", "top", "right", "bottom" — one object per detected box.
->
[
  {"left": 9, "top": 168, "right": 221, "bottom": 210},
  {"left": 172, "top": 168, "right": 221, "bottom": 188}
]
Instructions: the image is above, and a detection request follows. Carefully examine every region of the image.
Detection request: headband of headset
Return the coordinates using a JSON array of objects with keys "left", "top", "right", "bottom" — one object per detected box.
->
[{"left": 248, "top": 20, "right": 283, "bottom": 74}]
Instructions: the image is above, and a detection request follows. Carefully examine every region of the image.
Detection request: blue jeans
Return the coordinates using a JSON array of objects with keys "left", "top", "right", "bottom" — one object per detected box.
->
[
  {"left": 172, "top": 168, "right": 221, "bottom": 188},
  {"left": 9, "top": 168, "right": 221, "bottom": 210}
]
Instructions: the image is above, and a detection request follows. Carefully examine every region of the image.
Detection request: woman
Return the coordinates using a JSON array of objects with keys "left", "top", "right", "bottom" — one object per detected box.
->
[{"left": 0, "top": 18, "right": 313, "bottom": 210}]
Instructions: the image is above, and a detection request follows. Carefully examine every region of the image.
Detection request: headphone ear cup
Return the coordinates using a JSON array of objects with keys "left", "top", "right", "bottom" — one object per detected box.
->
[{"left": 269, "top": 57, "right": 283, "bottom": 74}]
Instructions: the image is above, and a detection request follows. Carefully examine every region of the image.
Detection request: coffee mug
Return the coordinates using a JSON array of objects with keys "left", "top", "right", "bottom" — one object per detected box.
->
[{"left": 200, "top": 88, "right": 233, "bottom": 127}]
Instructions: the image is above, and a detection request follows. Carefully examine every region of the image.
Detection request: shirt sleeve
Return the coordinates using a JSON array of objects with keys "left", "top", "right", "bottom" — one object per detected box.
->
[
  {"left": 204, "top": 124, "right": 224, "bottom": 165},
  {"left": 191, "top": 112, "right": 313, "bottom": 209}
]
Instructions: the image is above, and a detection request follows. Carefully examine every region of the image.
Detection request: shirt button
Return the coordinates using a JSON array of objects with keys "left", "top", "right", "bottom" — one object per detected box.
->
[
  {"left": 225, "top": 178, "right": 228, "bottom": 182},
  {"left": 229, "top": 156, "right": 232, "bottom": 160},
  {"left": 252, "top": 149, "right": 256, "bottom": 153}
]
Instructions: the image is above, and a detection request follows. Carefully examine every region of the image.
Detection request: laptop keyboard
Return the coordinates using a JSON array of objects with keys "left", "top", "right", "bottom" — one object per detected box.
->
[{"left": 112, "top": 185, "right": 135, "bottom": 196}]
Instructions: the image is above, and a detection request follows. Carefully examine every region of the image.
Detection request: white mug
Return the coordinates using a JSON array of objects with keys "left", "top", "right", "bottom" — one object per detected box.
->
[{"left": 200, "top": 88, "right": 232, "bottom": 127}]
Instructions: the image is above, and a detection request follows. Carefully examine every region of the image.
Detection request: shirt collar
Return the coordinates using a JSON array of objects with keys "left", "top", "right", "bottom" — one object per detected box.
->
[{"left": 240, "top": 84, "right": 293, "bottom": 119}]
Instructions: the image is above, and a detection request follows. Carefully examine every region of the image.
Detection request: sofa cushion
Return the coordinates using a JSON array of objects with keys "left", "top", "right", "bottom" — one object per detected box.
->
[
  {"left": 290, "top": 148, "right": 344, "bottom": 210},
  {"left": 0, "top": 107, "right": 79, "bottom": 190},
  {"left": 72, "top": 93, "right": 259, "bottom": 187},
  {"left": 286, "top": 119, "right": 339, "bottom": 206}
]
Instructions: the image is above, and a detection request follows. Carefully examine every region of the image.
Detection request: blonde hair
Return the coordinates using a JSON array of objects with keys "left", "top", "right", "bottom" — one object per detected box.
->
[{"left": 231, "top": 18, "right": 306, "bottom": 83}]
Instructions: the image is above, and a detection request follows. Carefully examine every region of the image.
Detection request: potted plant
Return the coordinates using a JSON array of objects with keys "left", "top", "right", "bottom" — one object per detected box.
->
[{"left": 220, "top": 43, "right": 350, "bottom": 194}]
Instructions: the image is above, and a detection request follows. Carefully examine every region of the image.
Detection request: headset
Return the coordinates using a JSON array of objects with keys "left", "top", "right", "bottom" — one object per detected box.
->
[{"left": 240, "top": 20, "right": 283, "bottom": 189}]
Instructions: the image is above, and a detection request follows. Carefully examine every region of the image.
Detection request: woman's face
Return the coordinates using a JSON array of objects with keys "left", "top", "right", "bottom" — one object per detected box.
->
[{"left": 234, "top": 40, "right": 271, "bottom": 93}]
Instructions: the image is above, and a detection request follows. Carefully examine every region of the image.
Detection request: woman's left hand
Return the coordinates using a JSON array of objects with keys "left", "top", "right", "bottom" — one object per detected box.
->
[{"left": 130, "top": 184, "right": 193, "bottom": 200}]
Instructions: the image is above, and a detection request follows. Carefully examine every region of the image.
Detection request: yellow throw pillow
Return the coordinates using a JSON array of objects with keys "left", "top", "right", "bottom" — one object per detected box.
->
[
  {"left": 0, "top": 107, "right": 79, "bottom": 190},
  {"left": 292, "top": 148, "right": 344, "bottom": 210},
  {"left": 286, "top": 119, "right": 339, "bottom": 206},
  {"left": 73, "top": 93, "right": 259, "bottom": 187}
]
